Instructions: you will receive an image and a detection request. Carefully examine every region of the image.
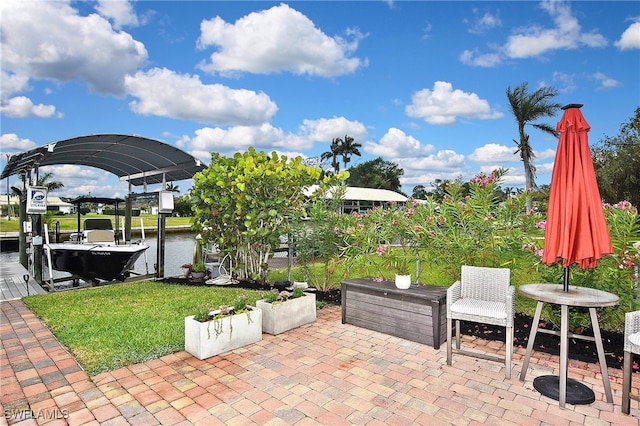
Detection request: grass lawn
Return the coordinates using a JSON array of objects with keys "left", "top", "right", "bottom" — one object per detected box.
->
[
  {"left": 21, "top": 258, "right": 543, "bottom": 376},
  {"left": 0, "top": 214, "right": 194, "bottom": 233},
  {"left": 22, "top": 281, "right": 266, "bottom": 376}
]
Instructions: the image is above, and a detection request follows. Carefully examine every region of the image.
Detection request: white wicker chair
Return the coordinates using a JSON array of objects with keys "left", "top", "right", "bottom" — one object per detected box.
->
[
  {"left": 622, "top": 310, "right": 640, "bottom": 414},
  {"left": 446, "top": 265, "right": 515, "bottom": 378}
]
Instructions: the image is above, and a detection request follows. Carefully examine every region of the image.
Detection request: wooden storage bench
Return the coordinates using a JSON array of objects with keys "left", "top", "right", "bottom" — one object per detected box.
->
[{"left": 341, "top": 278, "right": 447, "bottom": 349}]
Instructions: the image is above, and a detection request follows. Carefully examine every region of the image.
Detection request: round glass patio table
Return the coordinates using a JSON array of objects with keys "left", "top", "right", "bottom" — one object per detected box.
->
[{"left": 518, "top": 284, "right": 619, "bottom": 408}]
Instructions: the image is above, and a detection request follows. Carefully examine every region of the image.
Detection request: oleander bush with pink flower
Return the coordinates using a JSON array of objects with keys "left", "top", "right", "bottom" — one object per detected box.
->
[{"left": 333, "top": 168, "right": 639, "bottom": 332}]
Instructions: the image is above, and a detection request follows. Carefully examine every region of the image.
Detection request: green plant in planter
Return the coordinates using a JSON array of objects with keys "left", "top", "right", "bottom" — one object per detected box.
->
[
  {"left": 263, "top": 287, "right": 306, "bottom": 304},
  {"left": 192, "top": 261, "right": 206, "bottom": 273},
  {"left": 192, "top": 295, "right": 253, "bottom": 338}
]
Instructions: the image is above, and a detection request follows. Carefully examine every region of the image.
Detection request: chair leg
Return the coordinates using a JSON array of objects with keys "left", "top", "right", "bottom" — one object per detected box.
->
[
  {"left": 455, "top": 320, "right": 461, "bottom": 349},
  {"left": 623, "top": 350, "right": 633, "bottom": 414},
  {"left": 505, "top": 326, "right": 513, "bottom": 379},
  {"left": 446, "top": 318, "right": 453, "bottom": 366}
]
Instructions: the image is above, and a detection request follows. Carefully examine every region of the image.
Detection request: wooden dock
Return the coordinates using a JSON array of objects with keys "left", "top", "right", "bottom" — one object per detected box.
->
[{"left": 0, "top": 262, "right": 47, "bottom": 301}]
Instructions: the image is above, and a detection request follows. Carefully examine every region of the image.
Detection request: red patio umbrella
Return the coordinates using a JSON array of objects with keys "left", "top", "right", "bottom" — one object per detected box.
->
[{"left": 541, "top": 104, "right": 613, "bottom": 290}]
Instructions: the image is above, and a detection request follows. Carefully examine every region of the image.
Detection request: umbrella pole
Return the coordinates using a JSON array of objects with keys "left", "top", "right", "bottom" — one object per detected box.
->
[{"left": 563, "top": 266, "right": 570, "bottom": 292}]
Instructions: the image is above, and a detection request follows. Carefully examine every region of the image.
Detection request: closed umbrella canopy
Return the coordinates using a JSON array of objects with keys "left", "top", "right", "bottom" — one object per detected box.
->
[{"left": 542, "top": 105, "right": 612, "bottom": 272}]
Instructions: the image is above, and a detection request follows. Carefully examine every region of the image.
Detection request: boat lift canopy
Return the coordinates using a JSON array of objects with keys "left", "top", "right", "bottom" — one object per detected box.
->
[{"left": 1, "top": 133, "right": 206, "bottom": 186}]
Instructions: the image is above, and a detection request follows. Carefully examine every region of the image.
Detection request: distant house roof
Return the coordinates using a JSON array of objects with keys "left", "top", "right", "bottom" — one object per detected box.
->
[
  {"left": 305, "top": 186, "right": 407, "bottom": 202},
  {"left": 0, "top": 134, "right": 206, "bottom": 186},
  {"left": 47, "top": 197, "right": 74, "bottom": 208}
]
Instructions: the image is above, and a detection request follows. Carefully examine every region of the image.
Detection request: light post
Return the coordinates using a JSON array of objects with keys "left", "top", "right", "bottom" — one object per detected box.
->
[{"left": 5, "top": 154, "right": 10, "bottom": 220}]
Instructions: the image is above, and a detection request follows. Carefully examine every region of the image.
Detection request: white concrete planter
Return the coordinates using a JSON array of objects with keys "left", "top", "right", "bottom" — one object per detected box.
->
[
  {"left": 184, "top": 307, "right": 262, "bottom": 360},
  {"left": 256, "top": 293, "right": 316, "bottom": 335}
]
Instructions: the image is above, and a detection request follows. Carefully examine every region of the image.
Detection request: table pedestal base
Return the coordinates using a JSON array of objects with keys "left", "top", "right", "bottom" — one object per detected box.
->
[{"left": 533, "top": 375, "right": 595, "bottom": 405}]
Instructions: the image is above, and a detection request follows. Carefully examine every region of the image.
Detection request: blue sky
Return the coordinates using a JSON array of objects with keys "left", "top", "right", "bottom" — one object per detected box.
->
[{"left": 1, "top": 0, "right": 639, "bottom": 198}]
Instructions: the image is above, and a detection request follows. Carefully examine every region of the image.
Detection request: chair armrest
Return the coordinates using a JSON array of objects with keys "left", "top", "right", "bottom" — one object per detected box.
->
[
  {"left": 624, "top": 310, "right": 640, "bottom": 353},
  {"left": 447, "top": 281, "right": 461, "bottom": 315},
  {"left": 505, "top": 286, "right": 515, "bottom": 327}
]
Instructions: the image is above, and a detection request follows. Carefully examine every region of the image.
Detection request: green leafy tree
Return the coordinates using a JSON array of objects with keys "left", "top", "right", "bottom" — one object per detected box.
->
[
  {"left": 191, "top": 148, "right": 331, "bottom": 281},
  {"left": 172, "top": 195, "right": 194, "bottom": 217},
  {"left": 411, "top": 184, "right": 428, "bottom": 200},
  {"left": 347, "top": 157, "right": 405, "bottom": 193},
  {"left": 506, "top": 82, "right": 561, "bottom": 208},
  {"left": 592, "top": 107, "right": 640, "bottom": 206}
]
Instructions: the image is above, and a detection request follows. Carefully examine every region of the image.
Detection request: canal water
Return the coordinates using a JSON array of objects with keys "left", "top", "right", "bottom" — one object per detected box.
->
[{"left": 0, "top": 232, "right": 199, "bottom": 283}]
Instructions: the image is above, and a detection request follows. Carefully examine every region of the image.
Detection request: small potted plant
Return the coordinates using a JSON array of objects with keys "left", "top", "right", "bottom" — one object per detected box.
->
[
  {"left": 181, "top": 263, "right": 193, "bottom": 278},
  {"left": 190, "top": 261, "right": 207, "bottom": 281},
  {"left": 184, "top": 295, "right": 262, "bottom": 360},
  {"left": 256, "top": 287, "right": 316, "bottom": 335}
]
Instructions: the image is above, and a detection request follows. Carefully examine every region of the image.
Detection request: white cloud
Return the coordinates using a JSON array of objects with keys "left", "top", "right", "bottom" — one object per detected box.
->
[
  {"left": 615, "top": 19, "right": 640, "bottom": 50},
  {"left": 468, "top": 143, "right": 519, "bottom": 164},
  {"left": 461, "top": 1, "right": 607, "bottom": 67},
  {"left": 95, "top": 0, "right": 139, "bottom": 29},
  {"left": 466, "top": 10, "right": 502, "bottom": 35},
  {"left": 299, "top": 117, "right": 367, "bottom": 143},
  {"left": 404, "top": 150, "right": 466, "bottom": 172},
  {"left": 552, "top": 72, "right": 577, "bottom": 93},
  {"left": 125, "top": 68, "right": 278, "bottom": 126},
  {"left": 1, "top": 96, "right": 60, "bottom": 119},
  {"left": 592, "top": 72, "right": 621, "bottom": 90},
  {"left": 12, "top": 164, "right": 116, "bottom": 198},
  {"left": 364, "top": 128, "right": 434, "bottom": 158},
  {"left": 459, "top": 49, "right": 502, "bottom": 67},
  {"left": 0, "top": 133, "right": 37, "bottom": 151},
  {"left": 182, "top": 124, "right": 311, "bottom": 163},
  {"left": 405, "top": 81, "right": 503, "bottom": 125},
  {"left": 504, "top": 0, "right": 607, "bottom": 58},
  {"left": 535, "top": 148, "right": 557, "bottom": 161},
  {"left": 1, "top": 71, "right": 30, "bottom": 99},
  {"left": 197, "top": 3, "right": 365, "bottom": 77},
  {"left": 0, "top": 0, "right": 147, "bottom": 95}
]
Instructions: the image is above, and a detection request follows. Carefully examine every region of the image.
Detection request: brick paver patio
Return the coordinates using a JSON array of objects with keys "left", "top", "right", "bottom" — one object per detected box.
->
[{"left": 1, "top": 299, "right": 639, "bottom": 425}]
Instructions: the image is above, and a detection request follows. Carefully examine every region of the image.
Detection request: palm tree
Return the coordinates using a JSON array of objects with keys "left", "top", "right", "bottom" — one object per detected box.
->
[
  {"left": 339, "top": 135, "right": 362, "bottom": 170},
  {"left": 165, "top": 182, "right": 180, "bottom": 193},
  {"left": 506, "top": 82, "right": 561, "bottom": 208},
  {"left": 36, "top": 172, "right": 64, "bottom": 192},
  {"left": 320, "top": 137, "right": 342, "bottom": 174}
]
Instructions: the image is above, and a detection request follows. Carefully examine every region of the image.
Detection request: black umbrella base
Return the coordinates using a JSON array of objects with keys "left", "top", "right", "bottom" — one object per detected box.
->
[{"left": 533, "top": 375, "right": 595, "bottom": 405}]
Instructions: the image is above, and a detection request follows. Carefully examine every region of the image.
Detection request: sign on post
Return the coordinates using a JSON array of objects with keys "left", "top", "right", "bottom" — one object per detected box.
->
[{"left": 26, "top": 186, "right": 48, "bottom": 214}]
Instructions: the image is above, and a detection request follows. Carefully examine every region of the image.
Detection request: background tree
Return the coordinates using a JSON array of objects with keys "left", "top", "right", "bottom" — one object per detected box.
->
[
  {"left": 165, "top": 182, "right": 180, "bottom": 193},
  {"left": 172, "top": 195, "right": 194, "bottom": 217},
  {"left": 411, "top": 185, "right": 428, "bottom": 200},
  {"left": 506, "top": 82, "right": 561, "bottom": 208},
  {"left": 36, "top": 172, "right": 64, "bottom": 192},
  {"left": 339, "top": 135, "right": 362, "bottom": 170},
  {"left": 320, "top": 138, "right": 341, "bottom": 174},
  {"left": 592, "top": 107, "right": 640, "bottom": 206},
  {"left": 347, "top": 157, "right": 404, "bottom": 193}
]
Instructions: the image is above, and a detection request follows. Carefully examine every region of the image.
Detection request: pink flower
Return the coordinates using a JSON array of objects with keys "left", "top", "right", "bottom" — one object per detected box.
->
[
  {"left": 620, "top": 259, "right": 635, "bottom": 270},
  {"left": 535, "top": 221, "right": 546, "bottom": 230},
  {"left": 375, "top": 244, "right": 388, "bottom": 257}
]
